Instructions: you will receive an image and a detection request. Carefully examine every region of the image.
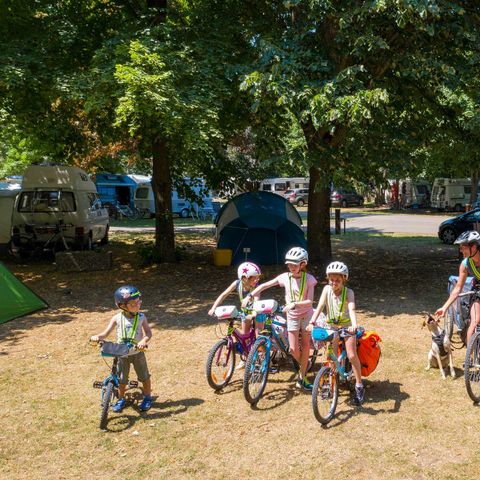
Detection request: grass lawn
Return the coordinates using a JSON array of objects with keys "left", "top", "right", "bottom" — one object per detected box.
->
[{"left": 0, "top": 231, "right": 477, "bottom": 480}]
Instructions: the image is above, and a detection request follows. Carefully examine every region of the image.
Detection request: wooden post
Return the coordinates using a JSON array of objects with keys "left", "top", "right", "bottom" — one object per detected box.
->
[{"left": 335, "top": 208, "right": 341, "bottom": 234}]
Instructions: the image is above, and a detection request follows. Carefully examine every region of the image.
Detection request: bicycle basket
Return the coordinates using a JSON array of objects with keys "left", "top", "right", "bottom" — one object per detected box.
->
[
  {"left": 312, "top": 327, "right": 335, "bottom": 342},
  {"left": 214, "top": 305, "right": 239, "bottom": 320},
  {"left": 252, "top": 299, "right": 278, "bottom": 315},
  {"left": 101, "top": 341, "right": 130, "bottom": 357}
]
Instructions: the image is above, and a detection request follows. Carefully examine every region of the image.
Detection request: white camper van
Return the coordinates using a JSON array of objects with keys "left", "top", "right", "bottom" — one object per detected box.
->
[
  {"left": 259, "top": 177, "right": 310, "bottom": 196},
  {"left": 134, "top": 179, "right": 213, "bottom": 218},
  {"left": 430, "top": 178, "right": 475, "bottom": 211},
  {"left": 0, "top": 182, "right": 21, "bottom": 254},
  {"left": 11, "top": 165, "right": 109, "bottom": 252}
]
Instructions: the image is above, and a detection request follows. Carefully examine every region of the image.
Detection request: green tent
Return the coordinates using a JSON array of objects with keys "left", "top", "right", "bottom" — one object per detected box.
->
[{"left": 0, "top": 262, "right": 48, "bottom": 324}]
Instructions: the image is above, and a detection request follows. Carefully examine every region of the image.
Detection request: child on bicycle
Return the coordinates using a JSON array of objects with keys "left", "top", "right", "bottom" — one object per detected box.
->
[
  {"left": 91, "top": 285, "right": 153, "bottom": 412},
  {"left": 208, "top": 262, "right": 264, "bottom": 368},
  {"left": 436, "top": 231, "right": 480, "bottom": 347},
  {"left": 242, "top": 247, "right": 317, "bottom": 391},
  {"left": 308, "top": 261, "right": 365, "bottom": 405}
]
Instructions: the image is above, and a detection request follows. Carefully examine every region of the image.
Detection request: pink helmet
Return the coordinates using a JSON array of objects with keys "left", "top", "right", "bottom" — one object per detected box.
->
[{"left": 237, "top": 262, "right": 261, "bottom": 279}]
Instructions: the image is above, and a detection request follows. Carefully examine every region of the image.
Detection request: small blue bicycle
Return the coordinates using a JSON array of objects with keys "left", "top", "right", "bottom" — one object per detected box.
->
[
  {"left": 311, "top": 326, "right": 363, "bottom": 425},
  {"left": 91, "top": 340, "right": 145, "bottom": 430}
]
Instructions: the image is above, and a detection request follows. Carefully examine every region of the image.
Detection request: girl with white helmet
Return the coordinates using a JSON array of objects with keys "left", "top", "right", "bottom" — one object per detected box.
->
[
  {"left": 309, "top": 261, "right": 365, "bottom": 406},
  {"left": 208, "top": 262, "right": 264, "bottom": 368},
  {"left": 242, "top": 246, "right": 317, "bottom": 391},
  {"left": 436, "top": 231, "right": 480, "bottom": 346}
]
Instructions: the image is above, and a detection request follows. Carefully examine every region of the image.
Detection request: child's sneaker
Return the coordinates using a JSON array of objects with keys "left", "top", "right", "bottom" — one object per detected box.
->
[
  {"left": 139, "top": 395, "right": 153, "bottom": 412},
  {"left": 236, "top": 359, "right": 246, "bottom": 370},
  {"left": 112, "top": 397, "right": 126, "bottom": 413},
  {"left": 353, "top": 384, "right": 365, "bottom": 406},
  {"left": 296, "top": 378, "right": 313, "bottom": 392}
]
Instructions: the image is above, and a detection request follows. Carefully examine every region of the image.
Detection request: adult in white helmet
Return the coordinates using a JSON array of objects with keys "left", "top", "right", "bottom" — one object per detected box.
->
[
  {"left": 309, "top": 261, "right": 365, "bottom": 406},
  {"left": 436, "top": 231, "right": 480, "bottom": 346},
  {"left": 208, "top": 261, "right": 264, "bottom": 368},
  {"left": 242, "top": 246, "right": 317, "bottom": 391}
]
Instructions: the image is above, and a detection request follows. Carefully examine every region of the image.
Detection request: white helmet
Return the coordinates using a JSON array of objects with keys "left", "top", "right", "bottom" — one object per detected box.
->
[
  {"left": 326, "top": 261, "right": 349, "bottom": 279},
  {"left": 237, "top": 262, "right": 261, "bottom": 279},
  {"left": 285, "top": 247, "right": 308, "bottom": 264},
  {"left": 454, "top": 231, "right": 480, "bottom": 245}
]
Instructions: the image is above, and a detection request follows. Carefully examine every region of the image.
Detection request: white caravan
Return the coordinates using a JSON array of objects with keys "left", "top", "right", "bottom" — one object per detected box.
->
[
  {"left": 430, "top": 178, "right": 476, "bottom": 211},
  {"left": 11, "top": 165, "right": 109, "bottom": 250},
  {"left": 259, "top": 177, "right": 310, "bottom": 196}
]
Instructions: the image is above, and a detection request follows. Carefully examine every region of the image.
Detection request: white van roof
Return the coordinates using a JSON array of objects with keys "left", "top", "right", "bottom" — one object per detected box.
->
[
  {"left": 127, "top": 174, "right": 151, "bottom": 185},
  {"left": 22, "top": 165, "right": 97, "bottom": 191}
]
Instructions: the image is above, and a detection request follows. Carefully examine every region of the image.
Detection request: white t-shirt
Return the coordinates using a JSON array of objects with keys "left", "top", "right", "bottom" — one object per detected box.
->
[{"left": 112, "top": 312, "right": 147, "bottom": 344}]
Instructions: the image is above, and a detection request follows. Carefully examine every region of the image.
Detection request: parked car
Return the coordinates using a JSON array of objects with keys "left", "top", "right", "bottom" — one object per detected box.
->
[
  {"left": 330, "top": 188, "right": 364, "bottom": 207},
  {"left": 438, "top": 208, "right": 480, "bottom": 244},
  {"left": 284, "top": 188, "right": 309, "bottom": 206}
]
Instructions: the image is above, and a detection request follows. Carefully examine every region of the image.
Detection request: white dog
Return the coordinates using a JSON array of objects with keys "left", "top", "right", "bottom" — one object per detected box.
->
[{"left": 423, "top": 314, "right": 455, "bottom": 379}]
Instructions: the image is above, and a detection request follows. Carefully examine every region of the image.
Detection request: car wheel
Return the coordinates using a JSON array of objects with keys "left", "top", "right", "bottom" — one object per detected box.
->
[
  {"left": 297, "top": 199, "right": 305, "bottom": 207},
  {"left": 341, "top": 199, "right": 348, "bottom": 208},
  {"left": 454, "top": 204, "right": 463, "bottom": 212},
  {"left": 180, "top": 208, "right": 190, "bottom": 218},
  {"left": 440, "top": 227, "right": 457, "bottom": 245}
]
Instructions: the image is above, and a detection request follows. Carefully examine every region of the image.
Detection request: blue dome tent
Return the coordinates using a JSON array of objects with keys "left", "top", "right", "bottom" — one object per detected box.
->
[{"left": 215, "top": 192, "right": 306, "bottom": 265}]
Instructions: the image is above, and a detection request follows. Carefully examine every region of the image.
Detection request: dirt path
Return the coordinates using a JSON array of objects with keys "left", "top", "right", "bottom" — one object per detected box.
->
[{"left": 1, "top": 232, "right": 478, "bottom": 480}]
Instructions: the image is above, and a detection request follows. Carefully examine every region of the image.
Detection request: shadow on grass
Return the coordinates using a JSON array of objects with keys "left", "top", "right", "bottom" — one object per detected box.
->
[
  {"left": 317, "top": 380, "right": 410, "bottom": 430},
  {"left": 103, "top": 397, "right": 205, "bottom": 432}
]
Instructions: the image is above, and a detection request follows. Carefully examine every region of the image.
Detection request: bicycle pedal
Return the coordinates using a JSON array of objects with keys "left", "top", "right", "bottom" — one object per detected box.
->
[
  {"left": 93, "top": 381, "right": 103, "bottom": 389},
  {"left": 128, "top": 380, "right": 139, "bottom": 388}
]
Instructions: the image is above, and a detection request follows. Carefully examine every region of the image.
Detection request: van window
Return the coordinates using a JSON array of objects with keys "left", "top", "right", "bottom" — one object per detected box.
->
[
  {"left": 136, "top": 187, "right": 149, "bottom": 199},
  {"left": 274, "top": 183, "right": 286, "bottom": 192},
  {"left": 262, "top": 184, "right": 272, "bottom": 191},
  {"left": 18, "top": 191, "right": 76, "bottom": 212},
  {"left": 87, "top": 192, "right": 103, "bottom": 210}
]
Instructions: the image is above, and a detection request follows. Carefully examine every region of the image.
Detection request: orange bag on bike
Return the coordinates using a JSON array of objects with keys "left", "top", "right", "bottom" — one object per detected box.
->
[{"left": 357, "top": 331, "right": 381, "bottom": 377}]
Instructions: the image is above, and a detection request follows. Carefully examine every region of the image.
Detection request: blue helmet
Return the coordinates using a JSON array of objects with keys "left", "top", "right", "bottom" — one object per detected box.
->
[{"left": 114, "top": 285, "right": 141, "bottom": 308}]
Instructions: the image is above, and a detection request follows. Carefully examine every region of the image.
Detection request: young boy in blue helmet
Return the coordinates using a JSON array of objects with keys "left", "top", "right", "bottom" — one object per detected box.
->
[{"left": 91, "top": 285, "right": 153, "bottom": 412}]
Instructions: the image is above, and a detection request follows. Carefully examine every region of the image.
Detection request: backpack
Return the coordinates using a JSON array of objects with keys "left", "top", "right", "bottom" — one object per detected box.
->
[{"left": 357, "top": 331, "right": 381, "bottom": 377}]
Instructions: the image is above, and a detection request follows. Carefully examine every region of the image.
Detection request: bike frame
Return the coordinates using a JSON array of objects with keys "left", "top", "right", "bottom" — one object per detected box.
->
[
  {"left": 254, "top": 313, "right": 291, "bottom": 364},
  {"left": 215, "top": 317, "right": 256, "bottom": 365},
  {"left": 102, "top": 357, "right": 121, "bottom": 390}
]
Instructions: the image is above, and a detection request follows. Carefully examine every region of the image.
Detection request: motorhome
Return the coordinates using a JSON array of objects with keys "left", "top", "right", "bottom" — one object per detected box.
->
[
  {"left": 430, "top": 178, "right": 476, "bottom": 211},
  {"left": 259, "top": 177, "right": 310, "bottom": 196},
  {"left": 134, "top": 178, "right": 213, "bottom": 218},
  {"left": 11, "top": 165, "right": 109, "bottom": 251},
  {"left": 0, "top": 182, "right": 21, "bottom": 255}
]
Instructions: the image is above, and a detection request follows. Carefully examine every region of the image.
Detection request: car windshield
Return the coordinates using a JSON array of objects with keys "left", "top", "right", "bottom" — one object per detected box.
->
[{"left": 284, "top": 190, "right": 295, "bottom": 195}]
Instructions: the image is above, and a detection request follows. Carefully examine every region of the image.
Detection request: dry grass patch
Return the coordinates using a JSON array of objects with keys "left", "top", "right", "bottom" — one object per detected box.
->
[{"left": 1, "top": 232, "right": 479, "bottom": 479}]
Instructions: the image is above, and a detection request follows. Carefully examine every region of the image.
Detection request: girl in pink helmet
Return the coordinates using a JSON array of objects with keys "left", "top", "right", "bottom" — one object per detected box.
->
[{"left": 208, "top": 262, "right": 264, "bottom": 368}]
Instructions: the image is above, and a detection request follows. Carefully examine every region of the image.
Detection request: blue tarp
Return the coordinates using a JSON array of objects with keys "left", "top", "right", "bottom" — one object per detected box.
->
[{"left": 215, "top": 192, "right": 306, "bottom": 265}]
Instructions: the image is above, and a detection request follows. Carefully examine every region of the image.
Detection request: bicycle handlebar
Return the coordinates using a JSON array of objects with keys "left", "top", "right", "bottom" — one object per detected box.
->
[{"left": 89, "top": 338, "right": 148, "bottom": 352}]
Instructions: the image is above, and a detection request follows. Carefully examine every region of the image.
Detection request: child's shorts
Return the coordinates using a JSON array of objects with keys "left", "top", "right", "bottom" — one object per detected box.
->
[
  {"left": 287, "top": 316, "right": 311, "bottom": 332},
  {"left": 118, "top": 352, "right": 150, "bottom": 384}
]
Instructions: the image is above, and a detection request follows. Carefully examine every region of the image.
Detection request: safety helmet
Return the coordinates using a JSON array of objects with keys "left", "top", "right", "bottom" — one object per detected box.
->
[
  {"left": 114, "top": 285, "right": 142, "bottom": 308},
  {"left": 326, "top": 261, "right": 349, "bottom": 279},
  {"left": 454, "top": 231, "right": 480, "bottom": 246},
  {"left": 285, "top": 247, "right": 309, "bottom": 264},
  {"left": 237, "top": 262, "right": 261, "bottom": 279}
]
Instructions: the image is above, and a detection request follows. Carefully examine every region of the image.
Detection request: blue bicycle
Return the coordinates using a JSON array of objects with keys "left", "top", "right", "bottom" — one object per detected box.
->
[
  {"left": 243, "top": 300, "right": 300, "bottom": 405},
  {"left": 91, "top": 340, "right": 145, "bottom": 430},
  {"left": 311, "top": 326, "right": 363, "bottom": 425}
]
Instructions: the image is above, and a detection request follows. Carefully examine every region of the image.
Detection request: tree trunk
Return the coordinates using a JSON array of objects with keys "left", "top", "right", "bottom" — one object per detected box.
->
[
  {"left": 152, "top": 137, "right": 176, "bottom": 262},
  {"left": 307, "top": 164, "right": 332, "bottom": 266},
  {"left": 471, "top": 169, "right": 479, "bottom": 204}
]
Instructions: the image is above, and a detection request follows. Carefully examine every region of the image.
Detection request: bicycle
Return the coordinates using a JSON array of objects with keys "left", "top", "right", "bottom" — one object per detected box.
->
[
  {"left": 243, "top": 299, "right": 311, "bottom": 405},
  {"left": 205, "top": 306, "right": 256, "bottom": 391},
  {"left": 9, "top": 220, "right": 75, "bottom": 260},
  {"left": 115, "top": 201, "right": 141, "bottom": 220},
  {"left": 311, "top": 326, "right": 363, "bottom": 425},
  {"left": 460, "top": 288, "right": 480, "bottom": 402},
  {"left": 91, "top": 340, "right": 146, "bottom": 430}
]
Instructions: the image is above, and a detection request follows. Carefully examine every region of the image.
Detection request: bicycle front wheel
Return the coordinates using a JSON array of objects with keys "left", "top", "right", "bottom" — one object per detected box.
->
[
  {"left": 464, "top": 331, "right": 480, "bottom": 403},
  {"left": 312, "top": 366, "right": 339, "bottom": 425},
  {"left": 243, "top": 337, "right": 270, "bottom": 405},
  {"left": 100, "top": 381, "right": 115, "bottom": 430},
  {"left": 205, "top": 338, "right": 235, "bottom": 390}
]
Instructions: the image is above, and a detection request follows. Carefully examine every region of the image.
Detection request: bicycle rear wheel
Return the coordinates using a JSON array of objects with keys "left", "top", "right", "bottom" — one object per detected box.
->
[
  {"left": 100, "top": 381, "right": 115, "bottom": 430},
  {"left": 243, "top": 337, "right": 270, "bottom": 405},
  {"left": 312, "top": 366, "right": 338, "bottom": 425},
  {"left": 205, "top": 338, "right": 235, "bottom": 390},
  {"left": 464, "top": 331, "right": 480, "bottom": 403}
]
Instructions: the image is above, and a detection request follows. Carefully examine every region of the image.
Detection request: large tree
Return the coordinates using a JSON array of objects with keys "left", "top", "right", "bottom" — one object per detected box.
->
[{"left": 239, "top": 1, "right": 480, "bottom": 263}]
